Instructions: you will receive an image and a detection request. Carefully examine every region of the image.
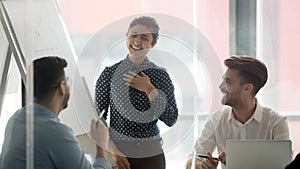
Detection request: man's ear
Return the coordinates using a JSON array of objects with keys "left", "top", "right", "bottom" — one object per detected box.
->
[
  {"left": 151, "top": 41, "right": 156, "bottom": 48},
  {"left": 243, "top": 83, "right": 254, "bottom": 94},
  {"left": 58, "top": 81, "right": 66, "bottom": 95}
]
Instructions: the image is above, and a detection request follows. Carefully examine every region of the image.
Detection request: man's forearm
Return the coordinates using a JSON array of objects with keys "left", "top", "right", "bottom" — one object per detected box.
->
[{"left": 96, "top": 145, "right": 107, "bottom": 159}]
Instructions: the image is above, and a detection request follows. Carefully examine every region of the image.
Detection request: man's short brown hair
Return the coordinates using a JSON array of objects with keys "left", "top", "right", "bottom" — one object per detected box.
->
[{"left": 224, "top": 56, "right": 268, "bottom": 95}]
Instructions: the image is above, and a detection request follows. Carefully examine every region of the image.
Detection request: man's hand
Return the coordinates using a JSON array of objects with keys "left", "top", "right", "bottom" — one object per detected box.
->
[
  {"left": 217, "top": 152, "right": 226, "bottom": 166},
  {"left": 109, "top": 140, "right": 131, "bottom": 169},
  {"left": 186, "top": 152, "right": 218, "bottom": 169},
  {"left": 90, "top": 119, "right": 109, "bottom": 149},
  {"left": 187, "top": 158, "right": 201, "bottom": 169},
  {"left": 201, "top": 152, "right": 219, "bottom": 169},
  {"left": 112, "top": 153, "right": 131, "bottom": 169}
]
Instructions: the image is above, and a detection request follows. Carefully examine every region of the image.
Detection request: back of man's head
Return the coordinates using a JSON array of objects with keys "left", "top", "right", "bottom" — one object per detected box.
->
[
  {"left": 224, "top": 56, "right": 268, "bottom": 95},
  {"left": 33, "top": 56, "right": 67, "bottom": 100}
]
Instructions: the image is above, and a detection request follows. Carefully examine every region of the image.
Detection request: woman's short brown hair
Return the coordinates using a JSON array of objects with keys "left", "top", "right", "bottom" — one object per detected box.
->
[{"left": 127, "top": 16, "right": 160, "bottom": 46}]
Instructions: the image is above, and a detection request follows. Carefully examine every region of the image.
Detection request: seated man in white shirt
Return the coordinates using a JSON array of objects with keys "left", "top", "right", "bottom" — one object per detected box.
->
[{"left": 186, "top": 56, "right": 290, "bottom": 169}]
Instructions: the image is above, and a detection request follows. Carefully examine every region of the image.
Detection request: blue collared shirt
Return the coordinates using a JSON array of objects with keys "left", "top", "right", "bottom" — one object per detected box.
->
[{"left": 0, "top": 103, "right": 112, "bottom": 169}]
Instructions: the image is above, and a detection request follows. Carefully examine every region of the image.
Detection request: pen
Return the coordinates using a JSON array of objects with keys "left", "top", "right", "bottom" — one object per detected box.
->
[
  {"left": 197, "top": 155, "right": 218, "bottom": 160},
  {"left": 96, "top": 109, "right": 106, "bottom": 128}
]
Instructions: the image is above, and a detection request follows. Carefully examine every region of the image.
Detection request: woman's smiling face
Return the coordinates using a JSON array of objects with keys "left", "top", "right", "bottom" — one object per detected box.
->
[{"left": 126, "top": 24, "right": 154, "bottom": 58}]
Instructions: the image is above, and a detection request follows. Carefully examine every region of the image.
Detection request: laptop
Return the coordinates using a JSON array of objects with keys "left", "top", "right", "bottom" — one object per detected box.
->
[{"left": 226, "top": 140, "right": 293, "bottom": 169}]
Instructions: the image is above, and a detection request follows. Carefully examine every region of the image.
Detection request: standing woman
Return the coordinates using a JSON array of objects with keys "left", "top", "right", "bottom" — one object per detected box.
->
[{"left": 95, "top": 16, "right": 178, "bottom": 169}]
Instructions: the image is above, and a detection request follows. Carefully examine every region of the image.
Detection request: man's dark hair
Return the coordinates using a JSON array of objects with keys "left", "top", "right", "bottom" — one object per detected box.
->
[
  {"left": 224, "top": 56, "right": 268, "bottom": 95},
  {"left": 127, "top": 16, "right": 160, "bottom": 45},
  {"left": 33, "top": 56, "right": 67, "bottom": 100}
]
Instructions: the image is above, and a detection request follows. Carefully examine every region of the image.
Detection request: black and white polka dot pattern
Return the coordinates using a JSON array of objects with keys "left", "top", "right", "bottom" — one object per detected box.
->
[{"left": 95, "top": 56, "right": 178, "bottom": 141}]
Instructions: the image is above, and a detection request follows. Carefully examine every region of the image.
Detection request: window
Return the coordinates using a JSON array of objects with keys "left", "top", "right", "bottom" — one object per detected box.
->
[
  {"left": 257, "top": 0, "right": 300, "bottom": 155},
  {"left": 2, "top": 1, "right": 298, "bottom": 168}
]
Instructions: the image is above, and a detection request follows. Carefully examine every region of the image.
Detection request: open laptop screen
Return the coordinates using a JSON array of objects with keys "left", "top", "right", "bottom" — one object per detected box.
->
[{"left": 226, "top": 140, "right": 292, "bottom": 169}]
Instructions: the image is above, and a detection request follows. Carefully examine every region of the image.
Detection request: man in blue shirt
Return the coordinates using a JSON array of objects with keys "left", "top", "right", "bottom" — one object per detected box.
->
[{"left": 0, "top": 56, "right": 112, "bottom": 169}]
